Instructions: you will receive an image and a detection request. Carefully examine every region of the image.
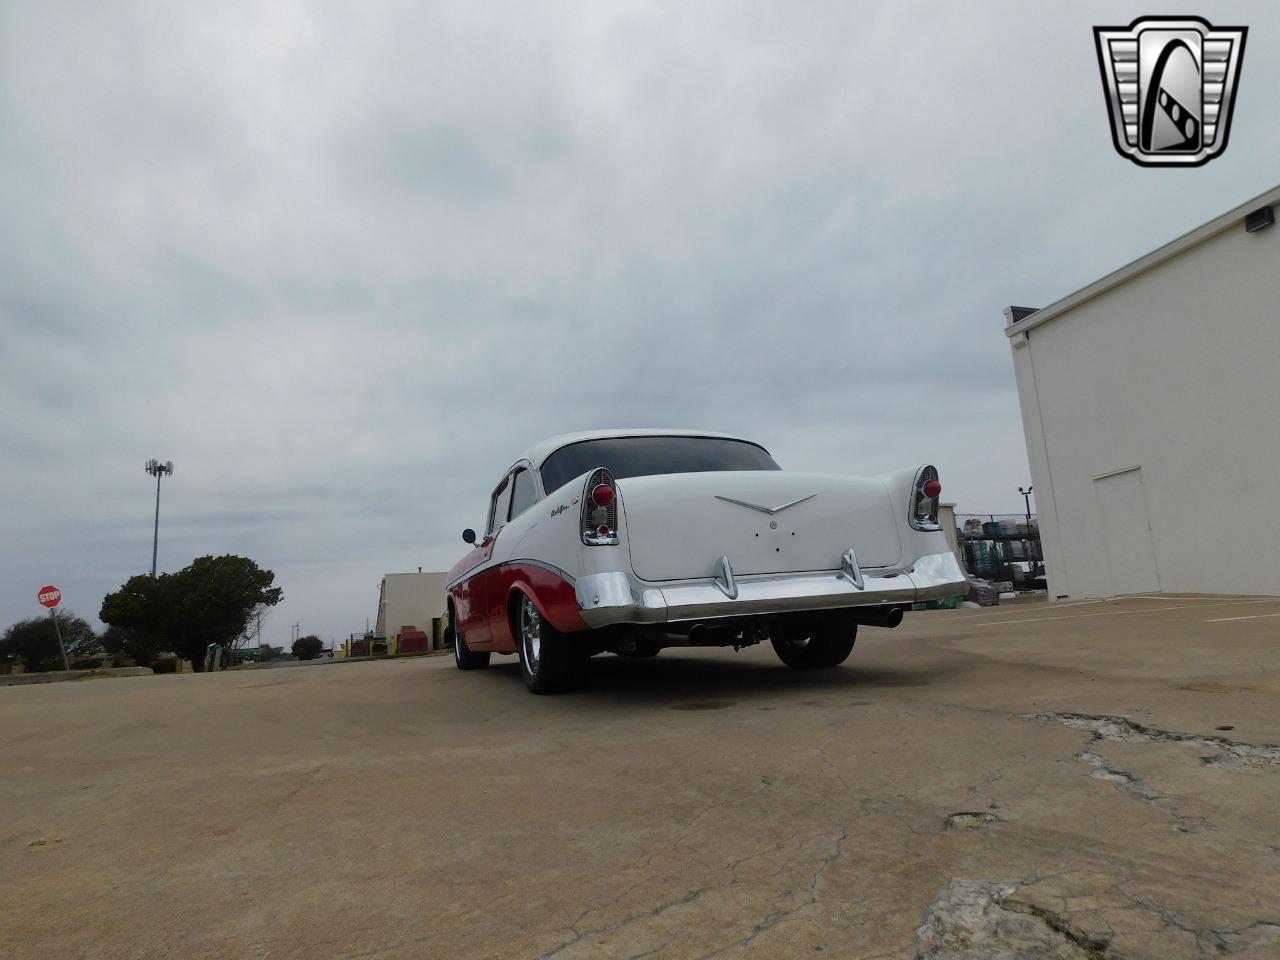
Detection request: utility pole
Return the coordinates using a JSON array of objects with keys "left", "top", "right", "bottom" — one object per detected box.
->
[
  {"left": 145, "top": 460, "right": 174, "bottom": 577},
  {"left": 1018, "top": 485, "right": 1034, "bottom": 527}
]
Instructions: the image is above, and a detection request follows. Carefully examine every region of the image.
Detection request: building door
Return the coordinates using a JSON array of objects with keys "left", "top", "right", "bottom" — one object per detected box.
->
[{"left": 1093, "top": 467, "right": 1160, "bottom": 595}]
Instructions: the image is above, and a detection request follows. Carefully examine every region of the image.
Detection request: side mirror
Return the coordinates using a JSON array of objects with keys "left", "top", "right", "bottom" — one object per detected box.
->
[{"left": 462, "top": 528, "right": 477, "bottom": 545}]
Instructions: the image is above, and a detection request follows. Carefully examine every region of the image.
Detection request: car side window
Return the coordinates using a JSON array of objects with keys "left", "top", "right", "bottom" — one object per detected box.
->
[
  {"left": 488, "top": 477, "right": 513, "bottom": 536},
  {"left": 509, "top": 468, "right": 537, "bottom": 520}
]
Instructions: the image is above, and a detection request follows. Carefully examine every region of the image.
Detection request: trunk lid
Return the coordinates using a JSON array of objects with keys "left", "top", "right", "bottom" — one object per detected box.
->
[{"left": 620, "top": 471, "right": 902, "bottom": 582}]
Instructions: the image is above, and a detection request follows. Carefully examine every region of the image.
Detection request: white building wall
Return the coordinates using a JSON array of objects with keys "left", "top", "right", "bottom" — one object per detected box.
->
[
  {"left": 376, "top": 572, "right": 448, "bottom": 639},
  {"left": 1010, "top": 200, "right": 1280, "bottom": 599}
]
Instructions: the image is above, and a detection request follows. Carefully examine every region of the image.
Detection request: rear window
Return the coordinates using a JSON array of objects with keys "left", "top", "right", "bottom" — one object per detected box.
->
[{"left": 540, "top": 436, "right": 780, "bottom": 493}]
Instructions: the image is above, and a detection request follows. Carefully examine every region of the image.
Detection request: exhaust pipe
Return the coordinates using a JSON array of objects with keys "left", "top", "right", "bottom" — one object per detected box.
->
[
  {"left": 685, "top": 623, "right": 741, "bottom": 646},
  {"left": 850, "top": 606, "right": 904, "bottom": 629},
  {"left": 684, "top": 609, "right": 902, "bottom": 644}
]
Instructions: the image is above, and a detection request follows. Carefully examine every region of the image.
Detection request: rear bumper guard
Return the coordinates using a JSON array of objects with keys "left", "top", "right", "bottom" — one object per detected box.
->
[{"left": 574, "top": 551, "right": 967, "bottom": 629}]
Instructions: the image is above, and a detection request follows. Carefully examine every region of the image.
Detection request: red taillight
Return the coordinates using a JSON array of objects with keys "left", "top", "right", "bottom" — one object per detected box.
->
[
  {"left": 583, "top": 467, "right": 619, "bottom": 544},
  {"left": 911, "top": 465, "right": 942, "bottom": 531}
]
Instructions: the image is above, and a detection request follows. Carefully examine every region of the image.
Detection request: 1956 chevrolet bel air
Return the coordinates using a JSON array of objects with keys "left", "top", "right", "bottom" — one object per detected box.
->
[{"left": 447, "top": 430, "right": 967, "bottom": 693}]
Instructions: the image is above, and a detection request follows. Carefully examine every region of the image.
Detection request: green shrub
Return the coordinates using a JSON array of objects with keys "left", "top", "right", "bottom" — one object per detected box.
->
[
  {"left": 292, "top": 635, "right": 324, "bottom": 660},
  {"left": 150, "top": 656, "right": 180, "bottom": 674}
]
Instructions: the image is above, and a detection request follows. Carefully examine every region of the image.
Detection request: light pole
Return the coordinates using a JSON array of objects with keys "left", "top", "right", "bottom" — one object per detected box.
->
[
  {"left": 1017, "top": 485, "right": 1034, "bottom": 527},
  {"left": 145, "top": 459, "right": 174, "bottom": 577}
]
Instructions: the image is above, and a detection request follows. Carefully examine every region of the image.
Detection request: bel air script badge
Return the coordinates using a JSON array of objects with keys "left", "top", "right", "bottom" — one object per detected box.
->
[
  {"left": 1094, "top": 16, "right": 1247, "bottom": 167},
  {"left": 550, "top": 495, "right": 580, "bottom": 518}
]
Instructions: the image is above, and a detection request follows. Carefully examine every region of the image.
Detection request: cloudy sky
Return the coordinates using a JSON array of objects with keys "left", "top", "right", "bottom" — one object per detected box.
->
[{"left": 3, "top": 1, "right": 1277, "bottom": 644}]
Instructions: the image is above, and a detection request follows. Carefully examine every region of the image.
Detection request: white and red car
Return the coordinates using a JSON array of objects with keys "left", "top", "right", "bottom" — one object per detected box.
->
[{"left": 447, "top": 430, "right": 966, "bottom": 693}]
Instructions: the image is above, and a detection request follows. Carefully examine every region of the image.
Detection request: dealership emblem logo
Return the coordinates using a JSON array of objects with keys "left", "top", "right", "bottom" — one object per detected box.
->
[{"left": 1094, "top": 16, "right": 1246, "bottom": 167}]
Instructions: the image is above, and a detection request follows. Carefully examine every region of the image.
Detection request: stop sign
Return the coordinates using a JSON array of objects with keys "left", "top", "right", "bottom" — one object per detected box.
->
[{"left": 38, "top": 585, "right": 62, "bottom": 608}]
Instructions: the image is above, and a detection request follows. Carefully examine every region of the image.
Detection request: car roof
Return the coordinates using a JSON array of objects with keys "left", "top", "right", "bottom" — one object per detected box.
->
[{"left": 515, "top": 429, "right": 762, "bottom": 470}]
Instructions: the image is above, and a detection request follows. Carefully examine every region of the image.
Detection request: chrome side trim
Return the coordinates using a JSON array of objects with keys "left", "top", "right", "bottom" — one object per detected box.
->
[
  {"left": 445, "top": 557, "right": 576, "bottom": 593},
  {"left": 714, "top": 493, "right": 817, "bottom": 515}
]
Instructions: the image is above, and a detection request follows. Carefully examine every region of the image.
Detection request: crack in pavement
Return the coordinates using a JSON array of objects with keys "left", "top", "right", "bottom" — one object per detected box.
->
[
  {"left": 1030, "top": 711, "right": 1280, "bottom": 768},
  {"left": 692, "top": 829, "right": 849, "bottom": 959},
  {"left": 915, "top": 879, "right": 1110, "bottom": 958},
  {"left": 1076, "top": 743, "right": 1164, "bottom": 802},
  {"left": 1112, "top": 885, "right": 1280, "bottom": 957},
  {"left": 852, "top": 868, "right": 1276, "bottom": 960},
  {"left": 556, "top": 822, "right": 807, "bottom": 949},
  {"left": 535, "top": 831, "right": 818, "bottom": 960},
  {"left": 627, "top": 927, "right": 684, "bottom": 960},
  {"left": 1027, "top": 713, "right": 1213, "bottom": 829},
  {"left": 535, "top": 885, "right": 708, "bottom": 960}
]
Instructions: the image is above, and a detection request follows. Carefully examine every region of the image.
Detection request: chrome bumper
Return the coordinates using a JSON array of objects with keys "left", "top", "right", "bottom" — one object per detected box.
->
[{"left": 574, "top": 551, "right": 967, "bottom": 629}]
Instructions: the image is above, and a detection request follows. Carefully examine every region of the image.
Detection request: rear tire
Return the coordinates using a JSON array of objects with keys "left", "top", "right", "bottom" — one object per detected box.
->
[
  {"left": 517, "top": 594, "right": 587, "bottom": 694},
  {"left": 771, "top": 620, "right": 857, "bottom": 669},
  {"left": 452, "top": 612, "right": 490, "bottom": 670}
]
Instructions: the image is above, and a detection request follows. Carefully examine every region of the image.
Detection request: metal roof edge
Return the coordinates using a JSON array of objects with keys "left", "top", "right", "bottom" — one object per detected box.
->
[{"left": 1004, "top": 182, "right": 1280, "bottom": 338}]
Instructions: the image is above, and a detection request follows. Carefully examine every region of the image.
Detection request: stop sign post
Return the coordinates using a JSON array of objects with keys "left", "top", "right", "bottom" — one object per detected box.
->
[{"left": 37, "top": 585, "right": 70, "bottom": 671}]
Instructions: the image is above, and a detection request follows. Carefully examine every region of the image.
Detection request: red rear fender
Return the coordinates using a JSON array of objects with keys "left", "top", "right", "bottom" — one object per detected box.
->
[{"left": 497, "top": 565, "right": 590, "bottom": 650}]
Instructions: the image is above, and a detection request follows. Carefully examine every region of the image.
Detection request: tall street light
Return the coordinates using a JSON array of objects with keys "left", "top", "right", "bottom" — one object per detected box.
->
[
  {"left": 145, "top": 459, "right": 174, "bottom": 577},
  {"left": 1017, "top": 485, "right": 1034, "bottom": 528}
]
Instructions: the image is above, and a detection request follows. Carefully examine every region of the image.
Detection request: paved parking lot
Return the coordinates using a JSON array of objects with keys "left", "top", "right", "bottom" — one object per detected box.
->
[{"left": 3, "top": 596, "right": 1279, "bottom": 959}]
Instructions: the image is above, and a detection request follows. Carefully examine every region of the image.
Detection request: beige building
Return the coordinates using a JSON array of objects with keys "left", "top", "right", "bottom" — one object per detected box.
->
[
  {"left": 375, "top": 572, "right": 448, "bottom": 648},
  {"left": 1005, "top": 184, "right": 1280, "bottom": 600}
]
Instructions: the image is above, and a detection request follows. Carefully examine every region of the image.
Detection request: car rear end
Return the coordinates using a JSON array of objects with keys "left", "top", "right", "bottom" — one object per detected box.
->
[{"left": 571, "top": 461, "right": 966, "bottom": 635}]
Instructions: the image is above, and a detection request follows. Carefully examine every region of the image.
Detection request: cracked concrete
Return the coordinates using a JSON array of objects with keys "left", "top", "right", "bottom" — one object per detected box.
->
[
  {"left": 1031, "top": 711, "right": 1280, "bottom": 768},
  {"left": 2, "top": 595, "right": 1278, "bottom": 959},
  {"left": 916, "top": 880, "right": 1110, "bottom": 958}
]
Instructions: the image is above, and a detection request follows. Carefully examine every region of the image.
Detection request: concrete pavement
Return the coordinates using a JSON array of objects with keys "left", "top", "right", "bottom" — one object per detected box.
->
[{"left": 2, "top": 595, "right": 1278, "bottom": 959}]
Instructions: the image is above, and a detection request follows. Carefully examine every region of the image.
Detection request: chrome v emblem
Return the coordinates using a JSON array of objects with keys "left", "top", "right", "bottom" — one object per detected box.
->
[{"left": 714, "top": 493, "right": 817, "bottom": 515}]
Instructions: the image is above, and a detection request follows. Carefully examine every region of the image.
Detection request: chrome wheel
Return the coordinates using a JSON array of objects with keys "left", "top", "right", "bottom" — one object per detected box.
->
[
  {"left": 520, "top": 597, "right": 542, "bottom": 673},
  {"left": 517, "top": 594, "right": 586, "bottom": 693},
  {"left": 451, "top": 608, "right": 490, "bottom": 670}
]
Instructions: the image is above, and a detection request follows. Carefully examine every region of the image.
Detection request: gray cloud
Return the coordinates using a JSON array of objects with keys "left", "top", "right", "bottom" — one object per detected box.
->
[{"left": 4, "top": 0, "right": 1279, "bottom": 641}]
